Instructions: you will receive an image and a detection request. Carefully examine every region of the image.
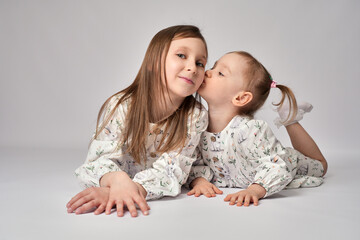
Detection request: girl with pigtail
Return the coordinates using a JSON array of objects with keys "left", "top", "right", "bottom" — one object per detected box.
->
[{"left": 187, "top": 51, "right": 328, "bottom": 206}]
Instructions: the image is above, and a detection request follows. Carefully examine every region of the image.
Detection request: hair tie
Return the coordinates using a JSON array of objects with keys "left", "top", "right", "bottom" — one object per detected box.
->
[{"left": 271, "top": 81, "right": 277, "bottom": 88}]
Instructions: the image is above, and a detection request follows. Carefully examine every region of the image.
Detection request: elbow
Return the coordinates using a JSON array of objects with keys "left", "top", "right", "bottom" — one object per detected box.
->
[
  {"left": 321, "top": 158, "right": 328, "bottom": 176},
  {"left": 315, "top": 154, "right": 328, "bottom": 176}
]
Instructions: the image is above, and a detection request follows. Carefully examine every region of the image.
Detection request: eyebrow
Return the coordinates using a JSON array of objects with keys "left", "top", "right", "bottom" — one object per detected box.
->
[
  {"left": 176, "top": 46, "right": 207, "bottom": 61},
  {"left": 213, "top": 61, "right": 231, "bottom": 74}
]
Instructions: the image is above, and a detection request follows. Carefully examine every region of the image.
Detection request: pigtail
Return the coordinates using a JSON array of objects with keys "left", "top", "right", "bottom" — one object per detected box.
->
[{"left": 272, "top": 84, "right": 298, "bottom": 126}]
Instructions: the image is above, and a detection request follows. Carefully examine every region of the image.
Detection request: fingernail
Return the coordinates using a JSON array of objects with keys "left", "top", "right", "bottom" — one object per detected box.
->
[{"left": 144, "top": 211, "right": 149, "bottom": 215}]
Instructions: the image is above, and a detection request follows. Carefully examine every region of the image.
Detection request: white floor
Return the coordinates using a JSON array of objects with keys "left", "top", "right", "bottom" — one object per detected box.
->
[{"left": 0, "top": 147, "right": 359, "bottom": 240}]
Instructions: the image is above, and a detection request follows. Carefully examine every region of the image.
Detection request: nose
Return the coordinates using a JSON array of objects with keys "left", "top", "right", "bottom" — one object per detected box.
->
[
  {"left": 186, "top": 61, "right": 197, "bottom": 73},
  {"left": 205, "top": 70, "right": 212, "bottom": 78}
]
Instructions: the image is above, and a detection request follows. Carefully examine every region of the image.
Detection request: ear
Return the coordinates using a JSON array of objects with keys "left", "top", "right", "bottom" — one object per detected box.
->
[{"left": 232, "top": 91, "right": 253, "bottom": 107}]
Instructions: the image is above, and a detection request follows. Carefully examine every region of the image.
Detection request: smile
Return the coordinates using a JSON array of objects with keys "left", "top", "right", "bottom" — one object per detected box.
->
[{"left": 179, "top": 76, "right": 194, "bottom": 85}]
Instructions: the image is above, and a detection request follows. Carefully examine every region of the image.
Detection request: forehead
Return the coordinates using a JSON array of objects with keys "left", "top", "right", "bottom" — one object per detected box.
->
[
  {"left": 168, "top": 38, "right": 207, "bottom": 58},
  {"left": 218, "top": 53, "right": 246, "bottom": 74}
]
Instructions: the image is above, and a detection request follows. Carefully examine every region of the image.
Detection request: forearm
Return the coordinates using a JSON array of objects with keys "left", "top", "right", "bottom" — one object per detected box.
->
[{"left": 285, "top": 123, "right": 326, "bottom": 161}]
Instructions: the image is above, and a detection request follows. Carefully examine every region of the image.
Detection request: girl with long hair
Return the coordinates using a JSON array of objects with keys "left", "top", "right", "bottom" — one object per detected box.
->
[{"left": 67, "top": 25, "right": 209, "bottom": 217}]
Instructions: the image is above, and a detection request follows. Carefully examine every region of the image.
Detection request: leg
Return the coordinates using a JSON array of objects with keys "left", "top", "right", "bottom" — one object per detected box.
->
[{"left": 285, "top": 123, "right": 327, "bottom": 175}]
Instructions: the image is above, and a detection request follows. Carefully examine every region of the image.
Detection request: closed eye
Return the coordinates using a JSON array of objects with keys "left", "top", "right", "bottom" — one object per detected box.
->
[{"left": 218, "top": 72, "right": 224, "bottom": 76}]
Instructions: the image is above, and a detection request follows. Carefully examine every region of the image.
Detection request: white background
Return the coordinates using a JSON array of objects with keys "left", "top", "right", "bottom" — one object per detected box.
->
[
  {"left": 1, "top": 0, "right": 359, "bottom": 156},
  {"left": 0, "top": 1, "right": 359, "bottom": 240}
]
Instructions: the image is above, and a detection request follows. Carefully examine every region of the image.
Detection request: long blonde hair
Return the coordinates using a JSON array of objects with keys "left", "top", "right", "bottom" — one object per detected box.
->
[
  {"left": 233, "top": 51, "right": 298, "bottom": 123},
  {"left": 94, "top": 25, "right": 208, "bottom": 164}
]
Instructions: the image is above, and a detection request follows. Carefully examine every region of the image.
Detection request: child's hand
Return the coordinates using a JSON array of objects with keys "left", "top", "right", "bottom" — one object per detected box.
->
[
  {"left": 224, "top": 184, "right": 266, "bottom": 206},
  {"left": 187, "top": 177, "right": 223, "bottom": 198},
  {"left": 101, "top": 171, "right": 150, "bottom": 217},
  {"left": 67, "top": 187, "right": 110, "bottom": 215}
]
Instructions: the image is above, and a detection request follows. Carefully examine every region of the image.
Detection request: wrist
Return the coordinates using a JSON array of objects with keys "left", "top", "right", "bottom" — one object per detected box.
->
[
  {"left": 248, "top": 183, "right": 266, "bottom": 198},
  {"left": 99, "top": 171, "right": 129, "bottom": 187},
  {"left": 190, "top": 177, "right": 206, "bottom": 188},
  {"left": 135, "top": 182, "right": 147, "bottom": 198}
]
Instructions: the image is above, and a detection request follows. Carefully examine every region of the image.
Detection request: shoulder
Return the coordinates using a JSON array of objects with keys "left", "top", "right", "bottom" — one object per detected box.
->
[
  {"left": 107, "top": 92, "right": 130, "bottom": 108},
  {"left": 243, "top": 118, "right": 276, "bottom": 142},
  {"left": 105, "top": 92, "right": 131, "bottom": 116},
  {"left": 103, "top": 93, "right": 130, "bottom": 121},
  {"left": 187, "top": 101, "right": 208, "bottom": 133},
  {"left": 194, "top": 101, "right": 208, "bottom": 120},
  {"left": 242, "top": 118, "right": 270, "bottom": 131},
  {"left": 231, "top": 118, "right": 274, "bottom": 141}
]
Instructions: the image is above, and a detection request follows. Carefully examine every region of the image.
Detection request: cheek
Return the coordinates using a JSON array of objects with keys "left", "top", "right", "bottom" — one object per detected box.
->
[
  {"left": 165, "top": 60, "right": 180, "bottom": 80},
  {"left": 196, "top": 71, "right": 205, "bottom": 84},
  {"left": 198, "top": 70, "right": 205, "bottom": 79},
  {"left": 196, "top": 75, "right": 204, "bottom": 86}
]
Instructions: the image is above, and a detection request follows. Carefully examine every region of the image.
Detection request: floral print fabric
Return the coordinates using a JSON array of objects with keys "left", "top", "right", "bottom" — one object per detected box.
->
[
  {"left": 75, "top": 95, "right": 208, "bottom": 200},
  {"left": 190, "top": 115, "right": 324, "bottom": 198}
]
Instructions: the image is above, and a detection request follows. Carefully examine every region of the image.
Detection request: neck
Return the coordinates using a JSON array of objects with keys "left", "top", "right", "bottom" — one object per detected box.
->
[
  {"left": 152, "top": 95, "right": 184, "bottom": 123},
  {"left": 207, "top": 105, "right": 239, "bottom": 133}
]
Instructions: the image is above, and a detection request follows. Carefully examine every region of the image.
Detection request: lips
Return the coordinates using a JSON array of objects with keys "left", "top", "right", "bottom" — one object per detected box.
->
[{"left": 179, "top": 76, "right": 194, "bottom": 85}]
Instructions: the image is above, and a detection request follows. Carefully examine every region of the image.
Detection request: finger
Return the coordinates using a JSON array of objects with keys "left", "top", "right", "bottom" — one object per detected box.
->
[
  {"left": 68, "top": 194, "right": 91, "bottom": 213},
  {"left": 195, "top": 189, "right": 201, "bottom": 197},
  {"left": 229, "top": 195, "right": 237, "bottom": 205},
  {"left": 125, "top": 199, "right": 138, "bottom": 217},
  {"left": 244, "top": 195, "right": 251, "bottom": 207},
  {"left": 75, "top": 200, "right": 97, "bottom": 214},
  {"left": 207, "top": 187, "right": 216, "bottom": 197},
  {"left": 212, "top": 186, "right": 223, "bottom": 195},
  {"left": 94, "top": 204, "right": 106, "bottom": 215},
  {"left": 67, "top": 189, "right": 90, "bottom": 208},
  {"left": 116, "top": 201, "right": 124, "bottom": 217},
  {"left": 253, "top": 196, "right": 259, "bottom": 206},
  {"left": 67, "top": 191, "right": 89, "bottom": 211},
  {"left": 133, "top": 196, "right": 150, "bottom": 216},
  {"left": 202, "top": 188, "right": 212, "bottom": 198},
  {"left": 105, "top": 200, "right": 114, "bottom": 215},
  {"left": 224, "top": 194, "right": 232, "bottom": 202},
  {"left": 204, "top": 192, "right": 211, "bottom": 198},
  {"left": 236, "top": 195, "right": 245, "bottom": 206},
  {"left": 187, "top": 189, "right": 195, "bottom": 196}
]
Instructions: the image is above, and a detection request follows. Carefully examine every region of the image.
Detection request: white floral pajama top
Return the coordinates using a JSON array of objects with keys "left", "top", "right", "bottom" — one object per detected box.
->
[
  {"left": 189, "top": 115, "right": 324, "bottom": 198},
  {"left": 75, "top": 95, "right": 208, "bottom": 200}
]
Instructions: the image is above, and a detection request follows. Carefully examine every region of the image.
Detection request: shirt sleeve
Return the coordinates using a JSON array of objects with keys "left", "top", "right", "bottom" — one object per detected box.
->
[
  {"left": 132, "top": 105, "right": 208, "bottom": 200},
  {"left": 74, "top": 96, "right": 127, "bottom": 188},
  {"left": 186, "top": 145, "right": 214, "bottom": 188},
  {"left": 243, "top": 120, "right": 294, "bottom": 198}
]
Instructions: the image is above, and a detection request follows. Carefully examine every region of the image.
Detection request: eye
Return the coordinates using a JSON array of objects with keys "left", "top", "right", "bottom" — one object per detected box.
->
[
  {"left": 218, "top": 72, "right": 224, "bottom": 76},
  {"left": 177, "top": 53, "right": 186, "bottom": 59},
  {"left": 196, "top": 62, "right": 204, "bottom": 68}
]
